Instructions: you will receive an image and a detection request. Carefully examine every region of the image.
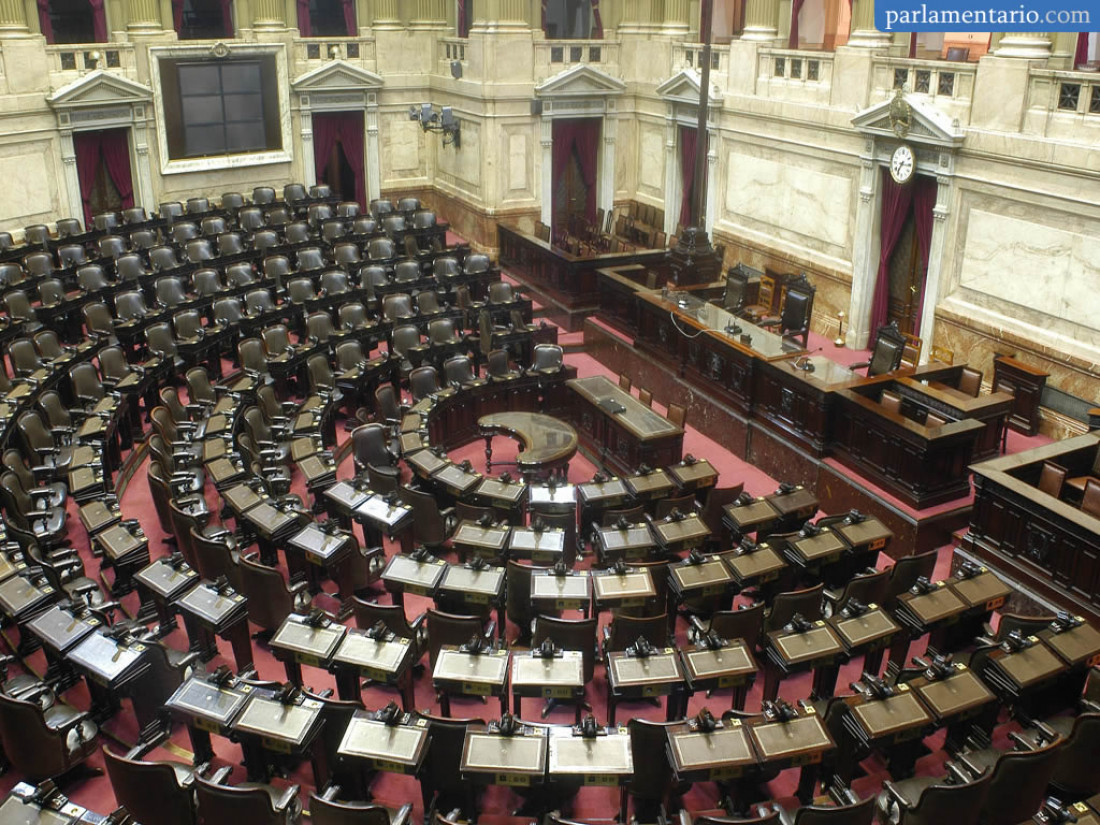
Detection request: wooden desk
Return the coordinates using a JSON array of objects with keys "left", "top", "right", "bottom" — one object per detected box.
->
[
  {"left": 1040, "top": 619, "right": 1100, "bottom": 669},
  {"left": 528, "top": 482, "right": 577, "bottom": 515},
  {"left": 902, "top": 365, "right": 1015, "bottom": 460},
  {"left": 836, "top": 685, "right": 933, "bottom": 779},
  {"left": 744, "top": 709, "right": 834, "bottom": 804},
  {"left": 669, "top": 556, "right": 735, "bottom": 603},
  {"left": 25, "top": 604, "right": 99, "bottom": 686},
  {"left": 286, "top": 524, "right": 361, "bottom": 618},
  {"left": 780, "top": 527, "right": 848, "bottom": 579},
  {"left": 826, "top": 605, "right": 901, "bottom": 677},
  {"left": 530, "top": 569, "right": 591, "bottom": 615},
  {"left": 67, "top": 631, "right": 151, "bottom": 729},
  {"left": 624, "top": 468, "right": 676, "bottom": 503},
  {"left": 578, "top": 476, "right": 632, "bottom": 538},
  {"left": 509, "top": 526, "right": 567, "bottom": 564},
  {"left": 461, "top": 723, "right": 548, "bottom": 800},
  {"left": 473, "top": 477, "right": 529, "bottom": 523},
  {"left": 165, "top": 674, "right": 254, "bottom": 764},
  {"left": 269, "top": 612, "right": 347, "bottom": 686},
  {"left": 909, "top": 663, "right": 998, "bottom": 751},
  {"left": 594, "top": 522, "right": 658, "bottom": 564},
  {"left": 478, "top": 412, "right": 578, "bottom": 479},
  {"left": 354, "top": 492, "right": 414, "bottom": 553},
  {"left": 652, "top": 513, "right": 711, "bottom": 555},
  {"left": 669, "top": 457, "right": 718, "bottom": 495},
  {"left": 765, "top": 486, "right": 819, "bottom": 533},
  {"left": 980, "top": 638, "right": 1067, "bottom": 709},
  {"left": 381, "top": 552, "right": 447, "bottom": 606},
  {"left": 993, "top": 355, "right": 1048, "bottom": 437},
  {"left": 964, "top": 434, "right": 1100, "bottom": 624},
  {"left": 337, "top": 710, "right": 430, "bottom": 775},
  {"left": 451, "top": 521, "right": 511, "bottom": 562},
  {"left": 722, "top": 542, "right": 789, "bottom": 591},
  {"left": 568, "top": 375, "right": 684, "bottom": 476},
  {"left": 680, "top": 641, "right": 758, "bottom": 710},
  {"left": 437, "top": 563, "right": 506, "bottom": 636},
  {"left": 890, "top": 582, "right": 968, "bottom": 669},
  {"left": 231, "top": 690, "right": 326, "bottom": 783},
  {"left": 764, "top": 622, "right": 845, "bottom": 701},
  {"left": 591, "top": 567, "right": 656, "bottom": 612},
  {"left": 510, "top": 650, "right": 585, "bottom": 722},
  {"left": 432, "top": 646, "right": 510, "bottom": 716},
  {"left": 94, "top": 522, "right": 150, "bottom": 597},
  {"left": 667, "top": 719, "right": 757, "bottom": 782},
  {"left": 174, "top": 580, "right": 253, "bottom": 673},
  {"left": 547, "top": 726, "right": 633, "bottom": 823},
  {"left": 0, "top": 575, "right": 57, "bottom": 631},
  {"left": 0, "top": 783, "right": 93, "bottom": 823},
  {"left": 133, "top": 556, "right": 199, "bottom": 634},
  {"left": 723, "top": 497, "right": 781, "bottom": 542},
  {"left": 606, "top": 648, "right": 686, "bottom": 723},
  {"left": 330, "top": 627, "right": 417, "bottom": 708}
]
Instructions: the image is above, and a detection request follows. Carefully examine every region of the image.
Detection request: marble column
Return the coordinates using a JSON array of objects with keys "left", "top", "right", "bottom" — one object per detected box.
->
[
  {"left": 741, "top": 0, "right": 779, "bottom": 42},
  {"left": 663, "top": 0, "right": 690, "bottom": 33},
  {"left": 994, "top": 32, "right": 1053, "bottom": 58},
  {"left": 372, "top": 0, "right": 401, "bottom": 29},
  {"left": 252, "top": 0, "right": 288, "bottom": 28},
  {"left": 599, "top": 115, "right": 616, "bottom": 219},
  {"left": 915, "top": 174, "right": 951, "bottom": 363},
  {"left": 847, "top": 156, "right": 881, "bottom": 349},
  {"left": 847, "top": 0, "right": 892, "bottom": 48},
  {"left": 127, "top": 0, "right": 165, "bottom": 30},
  {"left": 0, "top": 0, "right": 29, "bottom": 35},
  {"left": 366, "top": 103, "right": 381, "bottom": 201},
  {"left": 704, "top": 126, "right": 717, "bottom": 236},
  {"left": 540, "top": 116, "right": 553, "bottom": 226},
  {"left": 663, "top": 112, "right": 679, "bottom": 234},
  {"left": 411, "top": 0, "right": 446, "bottom": 28}
]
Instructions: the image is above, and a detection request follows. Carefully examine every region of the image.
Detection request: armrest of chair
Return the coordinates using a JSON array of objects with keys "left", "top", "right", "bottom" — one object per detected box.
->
[
  {"left": 482, "top": 620, "right": 497, "bottom": 644},
  {"left": 880, "top": 780, "right": 909, "bottom": 808},
  {"left": 289, "top": 579, "right": 311, "bottom": 597},
  {"left": 678, "top": 808, "right": 694, "bottom": 825},
  {"left": 273, "top": 784, "right": 300, "bottom": 814},
  {"left": 945, "top": 761, "right": 975, "bottom": 784},
  {"left": 848, "top": 361, "right": 870, "bottom": 372},
  {"left": 209, "top": 765, "right": 234, "bottom": 785},
  {"left": 392, "top": 802, "right": 414, "bottom": 825},
  {"left": 48, "top": 706, "right": 92, "bottom": 735}
]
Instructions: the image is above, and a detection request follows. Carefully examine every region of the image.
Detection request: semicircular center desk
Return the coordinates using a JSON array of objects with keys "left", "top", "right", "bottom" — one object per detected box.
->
[{"left": 478, "top": 412, "right": 578, "bottom": 480}]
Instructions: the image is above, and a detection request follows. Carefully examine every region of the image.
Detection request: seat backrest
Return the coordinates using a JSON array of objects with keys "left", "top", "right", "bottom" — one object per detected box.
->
[
  {"left": 867, "top": 322, "right": 907, "bottom": 377},
  {"left": 400, "top": 485, "right": 449, "bottom": 547},
  {"left": 532, "top": 344, "right": 563, "bottom": 372},
  {"left": 533, "top": 615, "right": 597, "bottom": 682},
  {"left": 958, "top": 367, "right": 983, "bottom": 397},
  {"left": 779, "top": 277, "right": 815, "bottom": 335},
  {"left": 417, "top": 290, "right": 441, "bottom": 315},
  {"left": 1051, "top": 713, "right": 1100, "bottom": 796},
  {"left": 195, "top": 777, "right": 290, "bottom": 824},
  {"left": 883, "top": 548, "right": 938, "bottom": 607},
  {"left": 383, "top": 294, "right": 414, "bottom": 322},
  {"left": 606, "top": 613, "right": 669, "bottom": 652},
  {"left": 103, "top": 747, "right": 196, "bottom": 825},
  {"left": 1082, "top": 480, "right": 1100, "bottom": 519},
  {"left": 765, "top": 584, "right": 825, "bottom": 633},
  {"left": 710, "top": 603, "right": 766, "bottom": 651},
  {"left": 394, "top": 260, "right": 421, "bottom": 283},
  {"left": 352, "top": 598, "right": 417, "bottom": 639},
  {"left": 901, "top": 770, "right": 992, "bottom": 825},
  {"left": 982, "top": 741, "right": 1064, "bottom": 825},
  {"left": 193, "top": 266, "right": 224, "bottom": 296},
  {"left": 307, "top": 353, "right": 335, "bottom": 392},
  {"left": 433, "top": 256, "right": 460, "bottom": 278},
  {"left": 309, "top": 795, "right": 393, "bottom": 825},
  {"left": 0, "top": 692, "right": 72, "bottom": 780},
  {"left": 628, "top": 717, "right": 677, "bottom": 800},
  {"left": 321, "top": 270, "right": 349, "bottom": 295},
  {"left": 834, "top": 568, "right": 890, "bottom": 612},
  {"left": 881, "top": 391, "right": 902, "bottom": 415},
  {"left": 352, "top": 424, "right": 390, "bottom": 469},
  {"left": 428, "top": 317, "right": 457, "bottom": 345},
  {"left": 409, "top": 366, "right": 440, "bottom": 401},
  {"left": 1037, "top": 461, "right": 1069, "bottom": 499},
  {"left": 444, "top": 356, "right": 475, "bottom": 387},
  {"left": 425, "top": 608, "right": 485, "bottom": 669},
  {"left": 420, "top": 713, "right": 482, "bottom": 800},
  {"left": 487, "top": 349, "right": 515, "bottom": 378},
  {"left": 792, "top": 796, "right": 875, "bottom": 825},
  {"left": 238, "top": 557, "right": 295, "bottom": 631}
]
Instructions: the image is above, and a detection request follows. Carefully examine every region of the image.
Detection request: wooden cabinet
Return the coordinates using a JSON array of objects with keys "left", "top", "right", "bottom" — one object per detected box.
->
[{"left": 993, "top": 355, "right": 1048, "bottom": 437}]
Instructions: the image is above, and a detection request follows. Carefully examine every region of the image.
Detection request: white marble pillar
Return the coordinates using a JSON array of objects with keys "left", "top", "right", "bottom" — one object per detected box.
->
[
  {"left": 127, "top": 0, "right": 165, "bottom": 31},
  {"left": 741, "top": 0, "right": 779, "bottom": 41},
  {"left": 994, "top": 32, "right": 1053, "bottom": 58},
  {"left": 252, "top": 0, "right": 288, "bottom": 28},
  {"left": 411, "top": 0, "right": 446, "bottom": 29},
  {"left": 847, "top": 155, "right": 881, "bottom": 349},
  {"left": 705, "top": 124, "right": 717, "bottom": 236},
  {"left": 916, "top": 174, "right": 951, "bottom": 362},
  {"left": 663, "top": 0, "right": 690, "bottom": 33},
  {"left": 848, "top": 0, "right": 892, "bottom": 48},
  {"left": 599, "top": 114, "right": 616, "bottom": 219},
  {"left": 372, "top": 0, "right": 401, "bottom": 29},
  {"left": 366, "top": 102, "right": 380, "bottom": 201},
  {"left": 0, "top": 0, "right": 28, "bottom": 35},
  {"left": 300, "top": 106, "right": 317, "bottom": 187},
  {"left": 58, "top": 131, "right": 84, "bottom": 226},
  {"left": 540, "top": 115, "right": 553, "bottom": 226},
  {"left": 663, "top": 113, "right": 680, "bottom": 234}
]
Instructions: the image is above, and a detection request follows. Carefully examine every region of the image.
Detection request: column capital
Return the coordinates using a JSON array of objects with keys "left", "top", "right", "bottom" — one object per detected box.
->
[
  {"left": 0, "top": 0, "right": 30, "bottom": 35},
  {"left": 847, "top": 0, "right": 892, "bottom": 48},
  {"left": 994, "top": 32, "right": 1053, "bottom": 58},
  {"left": 742, "top": 0, "right": 779, "bottom": 41}
]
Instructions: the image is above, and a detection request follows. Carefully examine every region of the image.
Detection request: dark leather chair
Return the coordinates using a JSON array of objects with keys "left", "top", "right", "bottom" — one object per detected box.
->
[
  {"left": 850, "top": 321, "right": 907, "bottom": 377},
  {"left": 957, "top": 367, "right": 983, "bottom": 397},
  {"left": 0, "top": 691, "right": 99, "bottom": 780},
  {"left": 352, "top": 598, "right": 426, "bottom": 662},
  {"left": 707, "top": 602, "right": 766, "bottom": 652},
  {"left": 764, "top": 583, "right": 825, "bottom": 634},
  {"left": 955, "top": 741, "right": 1064, "bottom": 825},
  {"left": 881, "top": 391, "right": 902, "bottom": 415},
  {"left": 882, "top": 548, "right": 938, "bottom": 609},
  {"left": 400, "top": 486, "right": 455, "bottom": 553},
  {"left": 628, "top": 718, "right": 679, "bottom": 819},
  {"left": 1082, "top": 479, "right": 1100, "bottom": 519},
  {"left": 603, "top": 613, "right": 670, "bottom": 655},
  {"left": 190, "top": 525, "right": 243, "bottom": 590},
  {"left": 195, "top": 771, "right": 302, "bottom": 824},
  {"left": 351, "top": 424, "right": 398, "bottom": 476},
  {"left": 419, "top": 713, "right": 484, "bottom": 816},
  {"left": 2, "top": 449, "right": 65, "bottom": 509},
  {"left": 103, "top": 746, "right": 200, "bottom": 825},
  {"left": 876, "top": 765, "right": 992, "bottom": 825},
  {"left": 1038, "top": 461, "right": 1069, "bottom": 499},
  {"left": 760, "top": 273, "right": 815, "bottom": 348},
  {"left": 238, "top": 556, "right": 311, "bottom": 636},
  {"left": 533, "top": 616, "right": 598, "bottom": 687},
  {"left": 309, "top": 791, "right": 412, "bottom": 825},
  {"left": 425, "top": 609, "right": 487, "bottom": 671},
  {"left": 824, "top": 567, "right": 889, "bottom": 615}
]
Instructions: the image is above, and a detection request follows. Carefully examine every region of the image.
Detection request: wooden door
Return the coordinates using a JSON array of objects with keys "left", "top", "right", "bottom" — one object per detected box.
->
[{"left": 885, "top": 210, "right": 924, "bottom": 337}]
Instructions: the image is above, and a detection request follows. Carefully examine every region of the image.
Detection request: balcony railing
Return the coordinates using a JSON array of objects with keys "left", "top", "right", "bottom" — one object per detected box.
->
[
  {"left": 534, "top": 39, "right": 620, "bottom": 82},
  {"left": 756, "top": 48, "right": 834, "bottom": 102},
  {"left": 291, "top": 36, "right": 375, "bottom": 71},
  {"left": 46, "top": 43, "right": 137, "bottom": 80}
]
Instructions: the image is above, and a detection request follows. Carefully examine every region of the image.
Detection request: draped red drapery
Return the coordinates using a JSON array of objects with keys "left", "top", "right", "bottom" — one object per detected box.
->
[
  {"left": 679, "top": 125, "right": 698, "bottom": 228},
  {"left": 788, "top": 0, "right": 806, "bottom": 48},
  {"left": 457, "top": 0, "right": 468, "bottom": 36},
  {"left": 313, "top": 112, "right": 366, "bottom": 209},
  {"left": 220, "top": 0, "right": 234, "bottom": 35},
  {"left": 1075, "top": 32, "right": 1092, "bottom": 67},
  {"left": 909, "top": 176, "right": 937, "bottom": 332},
  {"left": 88, "top": 0, "right": 107, "bottom": 41},
  {"left": 342, "top": 0, "right": 355, "bottom": 34},
  {"left": 869, "top": 169, "right": 914, "bottom": 333},
  {"left": 36, "top": 0, "right": 53, "bottom": 42},
  {"left": 591, "top": 0, "right": 603, "bottom": 38},
  {"left": 551, "top": 118, "right": 600, "bottom": 227},
  {"left": 297, "top": 0, "right": 311, "bottom": 35},
  {"left": 74, "top": 130, "right": 134, "bottom": 229}
]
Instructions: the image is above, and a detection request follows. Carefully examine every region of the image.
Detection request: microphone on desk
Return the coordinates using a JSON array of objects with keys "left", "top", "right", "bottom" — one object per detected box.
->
[{"left": 790, "top": 347, "right": 825, "bottom": 372}]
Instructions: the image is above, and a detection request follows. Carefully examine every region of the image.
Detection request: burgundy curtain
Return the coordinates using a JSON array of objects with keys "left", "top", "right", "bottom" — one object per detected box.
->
[
  {"left": 909, "top": 32, "right": 917, "bottom": 58},
  {"left": 313, "top": 113, "right": 366, "bottom": 209},
  {"left": 220, "top": 0, "right": 234, "bottom": 36},
  {"left": 551, "top": 118, "right": 600, "bottom": 227},
  {"left": 37, "top": 0, "right": 53, "bottom": 42},
  {"left": 457, "top": 0, "right": 468, "bottom": 36},
  {"left": 788, "top": 0, "right": 805, "bottom": 48},
  {"left": 88, "top": 0, "right": 107, "bottom": 42},
  {"left": 591, "top": 0, "right": 602, "bottom": 38},
  {"left": 74, "top": 134, "right": 102, "bottom": 229},
  {"left": 869, "top": 169, "right": 915, "bottom": 332},
  {"left": 342, "top": 0, "right": 355, "bottom": 34},
  {"left": 73, "top": 131, "right": 133, "bottom": 229},
  {"left": 909, "top": 176, "right": 937, "bottom": 331},
  {"left": 541, "top": 0, "right": 548, "bottom": 33},
  {"left": 172, "top": 0, "right": 184, "bottom": 31},
  {"left": 297, "top": 0, "right": 311, "bottom": 35},
  {"left": 1076, "top": 32, "right": 1091, "bottom": 67},
  {"left": 679, "top": 126, "right": 698, "bottom": 228}
]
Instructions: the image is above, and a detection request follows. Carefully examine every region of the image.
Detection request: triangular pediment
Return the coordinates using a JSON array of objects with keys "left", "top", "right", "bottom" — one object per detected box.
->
[
  {"left": 48, "top": 71, "right": 152, "bottom": 109},
  {"left": 534, "top": 64, "right": 625, "bottom": 98},
  {"left": 852, "top": 94, "right": 963, "bottom": 147},
  {"left": 656, "top": 69, "right": 721, "bottom": 106},
  {"left": 292, "top": 60, "right": 383, "bottom": 92}
]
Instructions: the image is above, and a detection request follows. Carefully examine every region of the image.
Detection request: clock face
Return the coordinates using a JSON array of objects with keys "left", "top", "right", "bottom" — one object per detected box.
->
[{"left": 890, "top": 145, "right": 915, "bottom": 184}]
